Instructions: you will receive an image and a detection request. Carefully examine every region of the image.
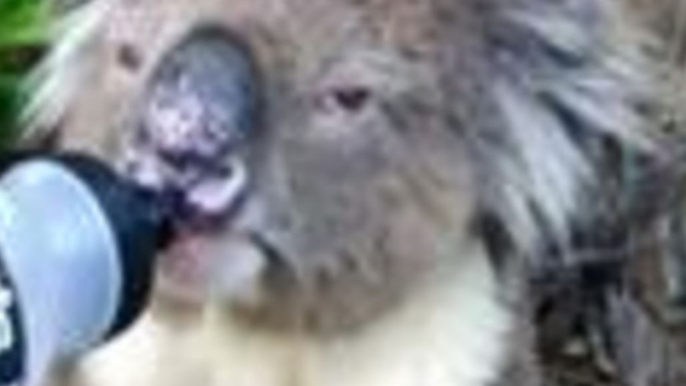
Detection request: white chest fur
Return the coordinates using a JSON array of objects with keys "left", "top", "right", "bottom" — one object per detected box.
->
[{"left": 65, "top": 244, "right": 511, "bottom": 386}]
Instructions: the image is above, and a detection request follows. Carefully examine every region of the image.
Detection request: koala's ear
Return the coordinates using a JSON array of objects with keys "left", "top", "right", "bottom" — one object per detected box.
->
[
  {"left": 21, "top": 0, "right": 109, "bottom": 147},
  {"left": 462, "top": 0, "right": 671, "bottom": 269}
]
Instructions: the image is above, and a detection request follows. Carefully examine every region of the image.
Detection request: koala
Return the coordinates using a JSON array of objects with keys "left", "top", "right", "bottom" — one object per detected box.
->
[{"left": 23, "top": 0, "right": 679, "bottom": 385}]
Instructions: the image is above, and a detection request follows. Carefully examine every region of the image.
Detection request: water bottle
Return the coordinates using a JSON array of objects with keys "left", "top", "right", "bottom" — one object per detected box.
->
[{"left": 0, "top": 152, "right": 171, "bottom": 386}]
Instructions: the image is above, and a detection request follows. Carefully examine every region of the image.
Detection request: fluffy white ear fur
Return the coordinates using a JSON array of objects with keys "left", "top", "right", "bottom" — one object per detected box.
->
[
  {"left": 21, "top": 0, "right": 111, "bottom": 142},
  {"left": 62, "top": 243, "right": 510, "bottom": 386},
  {"left": 474, "top": 0, "right": 661, "bottom": 260}
]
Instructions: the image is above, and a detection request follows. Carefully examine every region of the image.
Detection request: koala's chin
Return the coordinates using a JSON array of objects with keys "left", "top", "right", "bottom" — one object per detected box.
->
[{"left": 70, "top": 236, "right": 514, "bottom": 386}]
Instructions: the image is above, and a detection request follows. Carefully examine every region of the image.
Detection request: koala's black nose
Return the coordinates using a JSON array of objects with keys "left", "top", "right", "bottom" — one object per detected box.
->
[
  {"left": 140, "top": 24, "right": 261, "bottom": 160},
  {"left": 122, "top": 25, "right": 260, "bottom": 234}
]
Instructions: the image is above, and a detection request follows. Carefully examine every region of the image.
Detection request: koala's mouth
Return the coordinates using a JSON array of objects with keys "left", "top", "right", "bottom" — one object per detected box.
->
[
  {"left": 157, "top": 227, "right": 282, "bottom": 303},
  {"left": 126, "top": 154, "right": 252, "bottom": 299},
  {"left": 247, "top": 231, "right": 289, "bottom": 267}
]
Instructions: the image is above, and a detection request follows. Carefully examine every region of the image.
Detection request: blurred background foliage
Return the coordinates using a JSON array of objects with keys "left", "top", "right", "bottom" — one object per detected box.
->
[{"left": 0, "top": 0, "right": 49, "bottom": 147}]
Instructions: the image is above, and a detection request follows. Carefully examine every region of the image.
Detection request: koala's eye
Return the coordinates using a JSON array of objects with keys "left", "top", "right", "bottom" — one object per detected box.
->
[
  {"left": 316, "top": 84, "right": 373, "bottom": 115},
  {"left": 330, "top": 86, "right": 371, "bottom": 112},
  {"left": 312, "top": 52, "right": 404, "bottom": 118}
]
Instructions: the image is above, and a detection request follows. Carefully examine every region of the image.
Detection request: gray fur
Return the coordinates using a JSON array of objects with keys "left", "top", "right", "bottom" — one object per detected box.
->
[{"left": 22, "top": 1, "right": 679, "bottom": 386}]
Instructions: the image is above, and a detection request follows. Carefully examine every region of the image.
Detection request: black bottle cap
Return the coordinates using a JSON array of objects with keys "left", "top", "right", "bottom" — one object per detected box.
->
[{"left": 46, "top": 153, "right": 174, "bottom": 339}]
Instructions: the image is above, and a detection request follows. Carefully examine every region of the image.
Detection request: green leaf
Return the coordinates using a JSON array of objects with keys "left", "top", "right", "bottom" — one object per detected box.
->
[
  {"left": 0, "top": 0, "right": 50, "bottom": 47},
  {"left": 0, "top": 0, "right": 50, "bottom": 145}
]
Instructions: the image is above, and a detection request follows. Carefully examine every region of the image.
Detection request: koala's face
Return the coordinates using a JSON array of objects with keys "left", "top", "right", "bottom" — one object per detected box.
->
[
  {"left": 61, "top": 0, "right": 479, "bottom": 333},
  {"left": 60, "top": 0, "right": 655, "bottom": 334}
]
